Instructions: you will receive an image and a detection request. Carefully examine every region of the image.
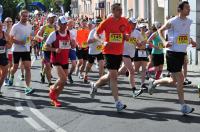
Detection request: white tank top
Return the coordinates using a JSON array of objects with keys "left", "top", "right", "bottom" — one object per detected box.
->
[{"left": 167, "top": 16, "right": 192, "bottom": 53}]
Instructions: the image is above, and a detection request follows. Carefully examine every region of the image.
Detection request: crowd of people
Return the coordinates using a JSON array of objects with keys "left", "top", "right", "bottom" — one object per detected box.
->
[{"left": 0, "top": 1, "right": 197, "bottom": 115}]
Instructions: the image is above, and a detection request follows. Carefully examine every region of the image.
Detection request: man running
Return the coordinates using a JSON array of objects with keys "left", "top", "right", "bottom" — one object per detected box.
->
[
  {"left": 149, "top": 1, "right": 195, "bottom": 115},
  {"left": 83, "top": 18, "right": 105, "bottom": 83},
  {"left": 9, "top": 10, "right": 35, "bottom": 95},
  {"left": 37, "top": 13, "right": 56, "bottom": 86},
  {"left": 67, "top": 19, "right": 77, "bottom": 84},
  {"left": 45, "top": 16, "right": 75, "bottom": 107},
  {"left": 89, "top": 3, "right": 131, "bottom": 112}
]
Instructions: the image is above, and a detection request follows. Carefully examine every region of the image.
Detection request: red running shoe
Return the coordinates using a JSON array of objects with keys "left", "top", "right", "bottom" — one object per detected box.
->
[
  {"left": 49, "top": 87, "right": 57, "bottom": 101},
  {"left": 51, "top": 100, "right": 62, "bottom": 107}
]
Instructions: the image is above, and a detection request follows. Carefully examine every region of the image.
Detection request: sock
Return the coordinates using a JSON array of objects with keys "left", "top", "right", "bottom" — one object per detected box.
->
[{"left": 155, "top": 71, "right": 162, "bottom": 80}]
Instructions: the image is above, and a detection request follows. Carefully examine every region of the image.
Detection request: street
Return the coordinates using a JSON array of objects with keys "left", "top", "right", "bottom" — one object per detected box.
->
[{"left": 0, "top": 57, "right": 200, "bottom": 132}]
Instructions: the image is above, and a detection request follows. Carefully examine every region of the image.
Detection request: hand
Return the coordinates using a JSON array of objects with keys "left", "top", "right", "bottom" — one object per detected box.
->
[
  {"left": 55, "top": 48, "right": 61, "bottom": 53},
  {"left": 164, "top": 41, "right": 172, "bottom": 48}
]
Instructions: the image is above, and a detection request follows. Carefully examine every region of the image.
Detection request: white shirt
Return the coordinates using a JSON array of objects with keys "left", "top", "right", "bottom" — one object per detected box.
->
[
  {"left": 10, "top": 22, "right": 33, "bottom": 52},
  {"left": 69, "top": 28, "right": 77, "bottom": 50},
  {"left": 88, "top": 28, "right": 104, "bottom": 55},
  {"left": 123, "top": 29, "right": 143, "bottom": 58},
  {"left": 167, "top": 16, "right": 192, "bottom": 53},
  {"left": 46, "top": 30, "right": 72, "bottom": 49}
]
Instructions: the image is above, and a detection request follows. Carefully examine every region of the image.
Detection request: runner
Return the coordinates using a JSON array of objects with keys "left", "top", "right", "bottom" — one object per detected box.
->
[
  {"left": 3, "top": 17, "right": 13, "bottom": 85},
  {"left": 118, "top": 17, "right": 143, "bottom": 97},
  {"left": 147, "top": 22, "right": 164, "bottom": 80},
  {"left": 89, "top": 3, "right": 131, "bottom": 112},
  {"left": 67, "top": 19, "right": 77, "bottom": 84},
  {"left": 149, "top": 1, "right": 195, "bottom": 115},
  {"left": 45, "top": 16, "right": 75, "bottom": 107},
  {"left": 83, "top": 18, "right": 104, "bottom": 83},
  {"left": 133, "top": 23, "right": 148, "bottom": 90},
  {"left": 9, "top": 10, "right": 35, "bottom": 95},
  {"left": 0, "top": 21, "right": 11, "bottom": 97},
  {"left": 75, "top": 19, "right": 90, "bottom": 79},
  {"left": 37, "top": 13, "right": 56, "bottom": 86}
]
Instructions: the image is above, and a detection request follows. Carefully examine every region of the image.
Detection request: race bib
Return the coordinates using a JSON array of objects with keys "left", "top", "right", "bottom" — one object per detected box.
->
[
  {"left": 109, "top": 33, "right": 123, "bottom": 43},
  {"left": 128, "top": 37, "right": 137, "bottom": 45},
  {"left": 82, "top": 42, "right": 88, "bottom": 48},
  {"left": 158, "top": 42, "right": 164, "bottom": 49},
  {"left": 0, "top": 46, "right": 6, "bottom": 54},
  {"left": 177, "top": 35, "right": 189, "bottom": 45},
  {"left": 59, "top": 40, "right": 71, "bottom": 49},
  {"left": 26, "top": 36, "right": 31, "bottom": 44},
  {"left": 138, "top": 50, "right": 147, "bottom": 57},
  {"left": 96, "top": 45, "right": 103, "bottom": 51}
]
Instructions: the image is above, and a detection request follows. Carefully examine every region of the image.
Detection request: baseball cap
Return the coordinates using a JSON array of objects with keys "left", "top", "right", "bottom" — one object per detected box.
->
[
  {"left": 129, "top": 17, "right": 137, "bottom": 24},
  {"left": 58, "top": 16, "right": 67, "bottom": 24},
  {"left": 138, "top": 23, "right": 146, "bottom": 28},
  {"left": 47, "top": 13, "right": 56, "bottom": 19}
]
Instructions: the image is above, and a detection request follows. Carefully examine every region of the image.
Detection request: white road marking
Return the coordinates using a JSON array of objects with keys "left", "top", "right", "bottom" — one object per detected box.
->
[
  {"left": 14, "top": 91, "right": 46, "bottom": 131},
  {"left": 26, "top": 99, "right": 67, "bottom": 132},
  {"left": 15, "top": 102, "right": 24, "bottom": 111},
  {"left": 24, "top": 117, "right": 46, "bottom": 131}
]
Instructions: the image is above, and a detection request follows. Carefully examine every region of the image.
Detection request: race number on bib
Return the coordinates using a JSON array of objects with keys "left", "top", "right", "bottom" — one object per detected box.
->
[
  {"left": 0, "top": 46, "right": 6, "bottom": 54},
  {"left": 138, "top": 50, "right": 147, "bottom": 57},
  {"left": 96, "top": 45, "right": 103, "bottom": 51},
  {"left": 177, "top": 35, "right": 189, "bottom": 45},
  {"left": 158, "top": 42, "right": 164, "bottom": 49},
  {"left": 109, "top": 33, "right": 123, "bottom": 43},
  {"left": 59, "top": 40, "right": 71, "bottom": 49},
  {"left": 82, "top": 42, "right": 88, "bottom": 48},
  {"left": 128, "top": 37, "right": 137, "bottom": 45}
]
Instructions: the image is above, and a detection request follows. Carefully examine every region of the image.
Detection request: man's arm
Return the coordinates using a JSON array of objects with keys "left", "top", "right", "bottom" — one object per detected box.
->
[{"left": 158, "top": 21, "right": 172, "bottom": 47}]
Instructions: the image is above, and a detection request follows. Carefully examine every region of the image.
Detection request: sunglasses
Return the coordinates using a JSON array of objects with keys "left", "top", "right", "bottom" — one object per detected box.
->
[{"left": 6, "top": 21, "right": 13, "bottom": 23}]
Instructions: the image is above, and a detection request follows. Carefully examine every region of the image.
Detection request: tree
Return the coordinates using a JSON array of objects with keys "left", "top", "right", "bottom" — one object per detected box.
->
[{"left": 0, "top": 0, "right": 21, "bottom": 21}]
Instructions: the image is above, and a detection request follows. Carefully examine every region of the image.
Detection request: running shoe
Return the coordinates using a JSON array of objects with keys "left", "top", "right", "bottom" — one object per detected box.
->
[
  {"left": 68, "top": 74, "right": 74, "bottom": 84},
  {"left": 141, "top": 84, "right": 148, "bottom": 91},
  {"left": 40, "top": 73, "right": 45, "bottom": 84},
  {"left": 148, "top": 79, "right": 157, "bottom": 95},
  {"left": 25, "top": 87, "right": 35, "bottom": 95},
  {"left": 51, "top": 100, "right": 62, "bottom": 107},
  {"left": 90, "top": 82, "right": 97, "bottom": 99},
  {"left": 133, "top": 89, "right": 143, "bottom": 98},
  {"left": 20, "top": 75, "right": 25, "bottom": 81},
  {"left": 4, "top": 78, "right": 9, "bottom": 86},
  {"left": 8, "top": 77, "right": 14, "bottom": 86},
  {"left": 49, "top": 88, "right": 57, "bottom": 100},
  {"left": 78, "top": 73, "right": 83, "bottom": 79},
  {"left": 116, "top": 101, "right": 127, "bottom": 112},
  {"left": 183, "top": 79, "right": 192, "bottom": 85},
  {"left": 181, "top": 104, "right": 195, "bottom": 115}
]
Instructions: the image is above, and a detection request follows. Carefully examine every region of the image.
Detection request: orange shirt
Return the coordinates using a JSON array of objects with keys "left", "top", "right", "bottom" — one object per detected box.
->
[
  {"left": 76, "top": 28, "right": 90, "bottom": 48},
  {"left": 96, "top": 17, "right": 131, "bottom": 55}
]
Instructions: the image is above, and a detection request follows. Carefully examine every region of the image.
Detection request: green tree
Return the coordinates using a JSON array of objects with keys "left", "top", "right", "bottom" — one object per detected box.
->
[{"left": 0, "top": 0, "right": 21, "bottom": 21}]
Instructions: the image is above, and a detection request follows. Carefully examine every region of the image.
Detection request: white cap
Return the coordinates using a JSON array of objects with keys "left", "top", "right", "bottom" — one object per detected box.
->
[
  {"left": 34, "top": 10, "right": 40, "bottom": 15},
  {"left": 47, "top": 13, "right": 56, "bottom": 19},
  {"left": 138, "top": 23, "right": 146, "bottom": 28},
  {"left": 129, "top": 17, "right": 137, "bottom": 24},
  {"left": 58, "top": 16, "right": 67, "bottom": 24}
]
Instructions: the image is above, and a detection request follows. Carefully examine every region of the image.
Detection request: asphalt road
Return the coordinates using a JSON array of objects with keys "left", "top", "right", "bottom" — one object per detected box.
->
[{"left": 0, "top": 57, "right": 200, "bottom": 132}]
